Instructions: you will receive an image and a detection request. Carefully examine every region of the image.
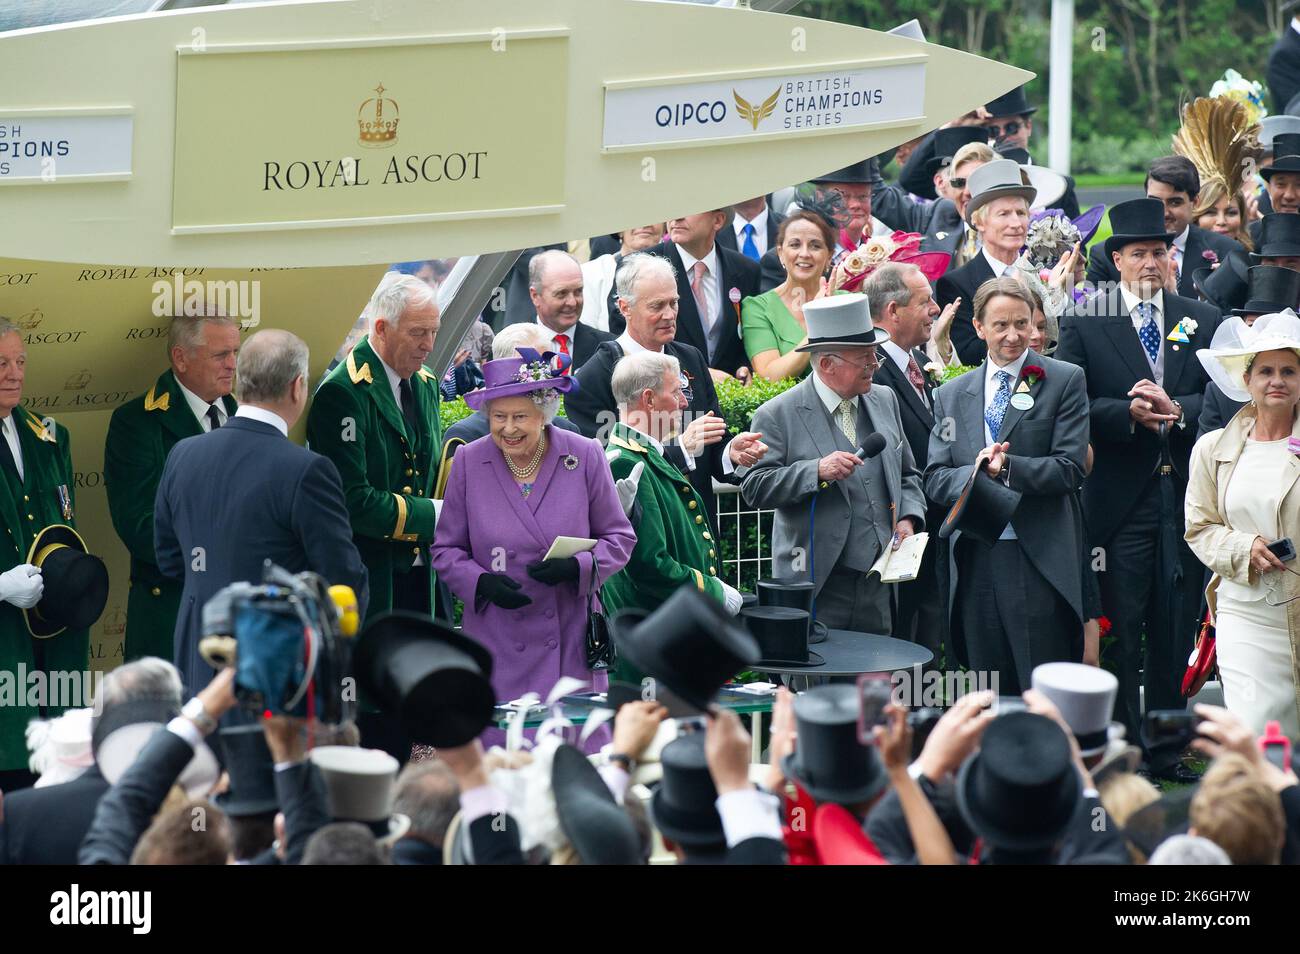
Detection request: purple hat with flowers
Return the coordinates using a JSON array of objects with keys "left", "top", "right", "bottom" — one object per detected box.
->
[{"left": 463, "top": 347, "right": 579, "bottom": 410}]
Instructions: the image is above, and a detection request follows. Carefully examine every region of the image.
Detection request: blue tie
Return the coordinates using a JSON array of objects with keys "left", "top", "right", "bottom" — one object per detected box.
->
[
  {"left": 741, "top": 223, "right": 760, "bottom": 261},
  {"left": 1136, "top": 301, "right": 1161, "bottom": 364},
  {"left": 986, "top": 370, "right": 1012, "bottom": 440}
]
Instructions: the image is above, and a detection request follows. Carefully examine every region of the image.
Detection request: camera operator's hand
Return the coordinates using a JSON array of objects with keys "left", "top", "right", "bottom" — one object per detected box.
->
[
  {"left": 475, "top": 572, "right": 533, "bottom": 610},
  {"left": 915, "top": 690, "right": 994, "bottom": 782},
  {"left": 525, "top": 557, "right": 580, "bottom": 586},
  {"left": 874, "top": 703, "right": 914, "bottom": 775},
  {"left": 186, "top": 667, "right": 238, "bottom": 733},
  {"left": 262, "top": 715, "right": 307, "bottom": 765}
]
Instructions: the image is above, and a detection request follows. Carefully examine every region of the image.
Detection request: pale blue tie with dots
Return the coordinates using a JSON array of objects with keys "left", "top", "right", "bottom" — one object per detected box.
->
[
  {"left": 985, "top": 370, "right": 1012, "bottom": 440},
  {"left": 1136, "top": 301, "right": 1161, "bottom": 364}
]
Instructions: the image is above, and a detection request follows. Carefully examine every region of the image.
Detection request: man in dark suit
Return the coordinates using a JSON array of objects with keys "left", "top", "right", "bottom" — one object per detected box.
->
[
  {"left": 1087, "top": 156, "right": 1243, "bottom": 298},
  {"left": 1055, "top": 198, "right": 1222, "bottom": 757},
  {"left": 566, "top": 252, "right": 766, "bottom": 531},
  {"left": 493, "top": 244, "right": 565, "bottom": 331},
  {"left": 507, "top": 249, "right": 613, "bottom": 372},
  {"left": 1250, "top": 136, "right": 1300, "bottom": 250},
  {"left": 640, "top": 210, "right": 760, "bottom": 381},
  {"left": 716, "top": 196, "right": 784, "bottom": 262},
  {"left": 926, "top": 278, "right": 1090, "bottom": 693},
  {"left": 893, "top": 124, "right": 989, "bottom": 203},
  {"left": 1269, "top": 8, "right": 1300, "bottom": 116},
  {"left": 155, "top": 330, "right": 369, "bottom": 693},
  {"left": 863, "top": 262, "right": 945, "bottom": 665}
]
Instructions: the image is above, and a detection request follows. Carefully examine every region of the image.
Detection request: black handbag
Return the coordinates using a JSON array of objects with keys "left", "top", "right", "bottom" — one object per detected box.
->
[{"left": 585, "top": 554, "right": 614, "bottom": 670}]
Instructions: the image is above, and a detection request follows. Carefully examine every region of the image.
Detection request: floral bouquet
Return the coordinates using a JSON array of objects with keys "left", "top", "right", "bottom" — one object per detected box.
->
[
  {"left": 1024, "top": 209, "right": 1082, "bottom": 272},
  {"left": 1208, "top": 68, "right": 1267, "bottom": 126}
]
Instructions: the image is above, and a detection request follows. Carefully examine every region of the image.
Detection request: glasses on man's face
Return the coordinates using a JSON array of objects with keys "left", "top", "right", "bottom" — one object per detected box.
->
[
  {"left": 826, "top": 188, "right": 871, "bottom": 205},
  {"left": 986, "top": 120, "right": 1022, "bottom": 140},
  {"left": 827, "top": 351, "right": 880, "bottom": 372},
  {"left": 947, "top": 177, "right": 967, "bottom": 190}
]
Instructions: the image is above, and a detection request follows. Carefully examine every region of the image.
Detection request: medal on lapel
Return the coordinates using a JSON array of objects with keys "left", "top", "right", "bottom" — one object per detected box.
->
[
  {"left": 563, "top": 454, "right": 578, "bottom": 471},
  {"left": 57, "top": 484, "right": 73, "bottom": 521}
]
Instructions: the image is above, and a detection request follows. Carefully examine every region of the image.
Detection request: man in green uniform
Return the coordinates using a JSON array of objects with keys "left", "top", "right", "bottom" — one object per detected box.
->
[
  {"left": 105, "top": 315, "right": 239, "bottom": 663},
  {"left": 306, "top": 275, "right": 442, "bottom": 761},
  {"left": 602, "top": 351, "right": 744, "bottom": 688},
  {"left": 0, "top": 318, "right": 92, "bottom": 790}
]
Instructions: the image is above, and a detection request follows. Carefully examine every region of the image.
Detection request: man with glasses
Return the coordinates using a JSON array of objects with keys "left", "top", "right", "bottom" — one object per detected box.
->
[
  {"left": 740, "top": 293, "right": 925, "bottom": 636},
  {"left": 983, "top": 86, "right": 1081, "bottom": 219}
]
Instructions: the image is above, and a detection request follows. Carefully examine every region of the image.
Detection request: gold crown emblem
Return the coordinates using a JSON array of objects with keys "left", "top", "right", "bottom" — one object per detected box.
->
[
  {"left": 357, "top": 82, "right": 399, "bottom": 148},
  {"left": 102, "top": 606, "right": 126, "bottom": 637},
  {"left": 64, "top": 369, "right": 91, "bottom": 391},
  {"left": 16, "top": 307, "right": 42, "bottom": 330}
]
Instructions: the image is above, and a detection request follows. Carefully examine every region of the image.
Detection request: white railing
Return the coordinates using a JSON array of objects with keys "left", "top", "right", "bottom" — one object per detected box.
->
[{"left": 713, "top": 482, "right": 775, "bottom": 590}]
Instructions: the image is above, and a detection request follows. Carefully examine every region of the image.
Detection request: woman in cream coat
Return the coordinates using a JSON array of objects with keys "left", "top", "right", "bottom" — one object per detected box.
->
[{"left": 1186, "top": 312, "right": 1300, "bottom": 737}]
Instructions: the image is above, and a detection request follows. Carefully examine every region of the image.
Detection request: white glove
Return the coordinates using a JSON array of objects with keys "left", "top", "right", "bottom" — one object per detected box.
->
[
  {"left": 721, "top": 581, "right": 743, "bottom": 616},
  {"left": 0, "top": 564, "right": 43, "bottom": 609},
  {"left": 615, "top": 460, "right": 644, "bottom": 518}
]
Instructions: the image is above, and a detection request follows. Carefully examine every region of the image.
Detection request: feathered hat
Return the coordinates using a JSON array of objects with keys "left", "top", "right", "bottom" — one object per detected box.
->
[{"left": 1172, "top": 96, "right": 1261, "bottom": 202}]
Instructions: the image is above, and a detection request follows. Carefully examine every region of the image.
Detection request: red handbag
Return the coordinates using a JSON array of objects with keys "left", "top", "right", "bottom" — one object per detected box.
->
[{"left": 1182, "top": 610, "right": 1217, "bottom": 697}]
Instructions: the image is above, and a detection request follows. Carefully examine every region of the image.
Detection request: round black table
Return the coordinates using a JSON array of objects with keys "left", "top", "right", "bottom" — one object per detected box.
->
[{"left": 756, "top": 629, "right": 932, "bottom": 679}]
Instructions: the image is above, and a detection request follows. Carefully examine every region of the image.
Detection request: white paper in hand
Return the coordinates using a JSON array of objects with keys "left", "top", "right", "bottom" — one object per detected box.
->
[
  {"left": 544, "top": 536, "right": 598, "bottom": 560},
  {"left": 869, "top": 532, "right": 929, "bottom": 583}
]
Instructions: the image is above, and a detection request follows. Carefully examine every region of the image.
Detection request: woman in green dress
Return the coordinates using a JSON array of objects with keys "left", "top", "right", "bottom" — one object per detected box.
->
[{"left": 742, "top": 210, "right": 835, "bottom": 382}]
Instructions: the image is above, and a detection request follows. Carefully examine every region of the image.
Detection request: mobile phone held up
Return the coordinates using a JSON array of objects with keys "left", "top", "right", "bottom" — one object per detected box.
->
[
  {"left": 1259, "top": 720, "right": 1293, "bottom": 772},
  {"left": 1267, "top": 537, "right": 1297, "bottom": 564},
  {"left": 857, "top": 673, "right": 894, "bottom": 746},
  {"left": 1141, "top": 709, "right": 1198, "bottom": 750}
]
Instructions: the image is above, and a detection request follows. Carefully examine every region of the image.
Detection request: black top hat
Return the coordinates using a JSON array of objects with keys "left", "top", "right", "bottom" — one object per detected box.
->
[
  {"left": 1252, "top": 212, "right": 1300, "bottom": 259},
  {"left": 552, "top": 743, "right": 642, "bottom": 864},
  {"left": 985, "top": 86, "right": 1037, "bottom": 117},
  {"left": 354, "top": 611, "right": 496, "bottom": 748},
  {"left": 25, "top": 524, "right": 109, "bottom": 638},
  {"left": 938, "top": 459, "right": 1022, "bottom": 546},
  {"left": 612, "top": 585, "right": 759, "bottom": 712},
  {"left": 213, "top": 724, "right": 278, "bottom": 817},
  {"left": 1194, "top": 247, "right": 1251, "bottom": 312},
  {"left": 781, "top": 684, "right": 888, "bottom": 806},
  {"left": 925, "top": 126, "right": 990, "bottom": 175},
  {"left": 956, "top": 711, "right": 1081, "bottom": 852},
  {"left": 1235, "top": 265, "right": 1300, "bottom": 316},
  {"left": 811, "top": 159, "right": 876, "bottom": 185},
  {"left": 648, "top": 734, "right": 726, "bottom": 850},
  {"left": 742, "top": 605, "right": 823, "bottom": 668},
  {"left": 756, "top": 576, "right": 827, "bottom": 643},
  {"left": 1261, "top": 133, "right": 1300, "bottom": 179},
  {"left": 1102, "top": 198, "right": 1176, "bottom": 260}
]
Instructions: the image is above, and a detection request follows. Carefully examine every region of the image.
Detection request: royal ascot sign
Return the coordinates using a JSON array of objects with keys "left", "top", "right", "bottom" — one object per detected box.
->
[
  {"left": 602, "top": 59, "right": 925, "bottom": 151},
  {"left": 0, "top": 109, "right": 133, "bottom": 183}
]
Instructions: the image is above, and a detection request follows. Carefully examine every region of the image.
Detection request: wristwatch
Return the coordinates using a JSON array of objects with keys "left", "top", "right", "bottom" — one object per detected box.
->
[
  {"left": 182, "top": 697, "right": 217, "bottom": 735},
  {"left": 1172, "top": 400, "right": 1186, "bottom": 429}
]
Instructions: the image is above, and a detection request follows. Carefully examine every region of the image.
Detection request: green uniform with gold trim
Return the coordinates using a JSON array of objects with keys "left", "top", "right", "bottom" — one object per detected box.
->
[
  {"left": 0, "top": 407, "right": 88, "bottom": 771},
  {"left": 105, "top": 369, "right": 237, "bottom": 663},
  {"left": 601, "top": 422, "right": 725, "bottom": 685},
  {"left": 306, "top": 336, "right": 442, "bottom": 623}
]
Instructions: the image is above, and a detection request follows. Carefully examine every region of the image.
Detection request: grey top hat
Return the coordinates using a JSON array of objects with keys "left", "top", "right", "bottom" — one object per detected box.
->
[
  {"left": 1031, "top": 662, "right": 1118, "bottom": 757},
  {"left": 794, "top": 292, "right": 890, "bottom": 352},
  {"left": 1261, "top": 115, "right": 1300, "bottom": 150},
  {"left": 964, "top": 158, "right": 1037, "bottom": 224},
  {"left": 309, "top": 746, "right": 411, "bottom": 845}
]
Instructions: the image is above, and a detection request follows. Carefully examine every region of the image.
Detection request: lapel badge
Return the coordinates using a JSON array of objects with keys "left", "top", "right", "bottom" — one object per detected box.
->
[
  {"left": 563, "top": 454, "right": 579, "bottom": 471},
  {"left": 1010, "top": 392, "right": 1035, "bottom": 411},
  {"left": 1015, "top": 380, "right": 1031, "bottom": 394}
]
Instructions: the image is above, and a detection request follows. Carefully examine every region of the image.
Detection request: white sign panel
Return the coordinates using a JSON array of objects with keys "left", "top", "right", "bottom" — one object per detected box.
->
[
  {"left": 0, "top": 112, "right": 134, "bottom": 184},
  {"left": 603, "top": 60, "right": 926, "bottom": 150}
]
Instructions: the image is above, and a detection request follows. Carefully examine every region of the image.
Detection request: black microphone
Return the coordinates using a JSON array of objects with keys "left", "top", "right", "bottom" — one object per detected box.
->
[{"left": 856, "top": 432, "right": 887, "bottom": 460}]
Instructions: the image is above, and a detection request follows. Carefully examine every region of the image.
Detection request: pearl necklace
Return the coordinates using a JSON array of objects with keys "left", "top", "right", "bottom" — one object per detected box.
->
[{"left": 504, "top": 433, "right": 547, "bottom": 481}]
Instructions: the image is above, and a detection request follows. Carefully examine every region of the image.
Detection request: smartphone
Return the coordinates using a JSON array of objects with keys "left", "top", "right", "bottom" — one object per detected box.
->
[
  {"left": 1259, "top": 720, "right": 1293, "bottom": 771},
  {"left": 1267, "top": 538, "right": 1297, "bottom": 563},
  {"left": 857, "top": 673, "right": 894, "bottom": 745},
  {"left": 1142, "top": 709, "right": 1197, "bottom": 749}
]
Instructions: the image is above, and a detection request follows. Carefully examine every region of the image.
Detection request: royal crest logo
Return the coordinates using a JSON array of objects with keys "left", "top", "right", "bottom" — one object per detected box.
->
[
  {"left": 16, "top": 307, "right": 42, "bottom": 330},
  {"left": 357, "top": 82, "right": 399, "bottom": 148},
  {"left": 102, "top": 606, "right": 126, "bottom": 637},
  {"left": 64, "top": 369, "right": 91, "bottom": 391},
  {"left": 733, "top": 86, "right": 780, "bottom": 131}
]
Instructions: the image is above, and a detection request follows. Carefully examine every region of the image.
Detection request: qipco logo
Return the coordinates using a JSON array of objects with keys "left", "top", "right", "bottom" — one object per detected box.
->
[{"left": 655, "top": 99, "right": 728, "bottom": 128}]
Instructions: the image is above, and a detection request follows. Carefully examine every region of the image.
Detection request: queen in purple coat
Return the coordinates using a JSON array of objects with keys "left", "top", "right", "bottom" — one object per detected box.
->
[{"left": 432, "top": 349, "right": 635, "bottom": 708}]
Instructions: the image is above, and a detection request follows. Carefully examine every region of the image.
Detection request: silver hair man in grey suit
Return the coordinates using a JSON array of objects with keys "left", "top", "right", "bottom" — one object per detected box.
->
[
  {"left": 925, "top": 276, "right": 1090, "bottom": 693},
  {"left": 740, "top": 293, "right": 926, "bottom": 636}
]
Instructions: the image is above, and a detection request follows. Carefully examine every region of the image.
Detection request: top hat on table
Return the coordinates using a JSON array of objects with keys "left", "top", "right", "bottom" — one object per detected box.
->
[
  {"left": 25, "top": 524, "right": 109, "bottom": 638},
  {"left": 354, "top": 611, "right": 496, "bottom": 748},
  {"left": 741, "top": 605, "right": 823, "bottom": 668},
  {"left": 756, "top": 576, "right": 826, "bottom": 643}
]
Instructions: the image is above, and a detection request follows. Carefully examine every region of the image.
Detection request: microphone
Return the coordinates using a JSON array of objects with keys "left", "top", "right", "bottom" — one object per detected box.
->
[{"left": 856, "top": 432, "right": 887, "bottom": 460}]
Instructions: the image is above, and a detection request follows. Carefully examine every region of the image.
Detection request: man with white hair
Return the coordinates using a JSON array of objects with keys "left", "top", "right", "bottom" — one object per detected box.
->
[{"left": 106, "top": 314, "right": 240, "bottom": 665}]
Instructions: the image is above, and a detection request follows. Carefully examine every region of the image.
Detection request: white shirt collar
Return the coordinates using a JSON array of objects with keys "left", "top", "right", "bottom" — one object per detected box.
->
[
  {"left": 374, "top": 350, "right": 405, "bottom": 407},
  {"left": 811, "top": 370, "right": 856, "bottom": 416},
  {"left": 733, "top": 206, "right": 768, "bottom": 237},
  {"left": 981, "top": 245, "right": 1015, "bottom": 277},
  {"left": 622, "top": 422, "right": 665, "bottom": 456},
  {"left": 616, "top": 332, "right": 661, "bottom": 356},
  {"left": 985, "top": 350, "right": 1031, "bottom": 390},
  {"left": 536, "top": 316, "right": 573, "bottom": 343},
  {"left": 1173, "top": 225, "right": 1189, "bottom": 251},
  {"left": 1292, "top": 15, "right": 1300, "bottom": 36},
  {"left": 880, "top": 338, "right": 916, "bottom": 374},
  {"left": 234, "top": 405, "right": 289, "bottom": 437},
  {"left": 1118, "top": 284, "right": 1163, "bottom": 317},
  {"left": 677, "top": 244, "right": 719, "bottom": 277},
  {"left": 175, "top": 375, "right": 227, "bottom": 430}
]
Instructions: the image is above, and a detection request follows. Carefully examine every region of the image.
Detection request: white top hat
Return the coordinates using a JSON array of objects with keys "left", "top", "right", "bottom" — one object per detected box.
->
[
  {"left": 1197, "top": 310, "right": 1300, "bottom": 403},
  {"left": 1021, "top": 164, "right": 1068, "bottom": 210},
  {"left": 794, "top": 292, "right": 890, "bottom": 352},
  {"left": 1031, "top": 662, "right": 1119, "bottom": 757},
  {"left": 310, "top": 746, "right": 410, "bottom": 844},
  {"left": 97, "top": 722, "right": 221, "bottom": 798}
]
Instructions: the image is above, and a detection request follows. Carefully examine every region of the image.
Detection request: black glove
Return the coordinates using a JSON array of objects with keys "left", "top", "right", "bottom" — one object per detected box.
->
[
  {"left": 526, "top": 557, "right": 580, "bottom": 586},
  {"left": 476, "top": 573, "right": 533, "bottom": 610}
]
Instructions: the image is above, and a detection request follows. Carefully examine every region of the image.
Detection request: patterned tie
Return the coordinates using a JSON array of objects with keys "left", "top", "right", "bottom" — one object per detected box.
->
[
  {"left": 906, "top": 355, "right": 928, "bottom": 401},
  {"left": 961, "top": 227, "right": 980, "bottom": 263},
  {"left": 836, "top": 399, "right": 857, "bottom": 443},
  {"left": 691, "top": 261, "right": 710, "bottom": 331},
  {"left": 1136, "top": 301, "right": 1161, "bottom": 364},
  {"left": 1170, "top": 244, "right": 1182, "bottom": 282},
  {"left": 554, "top": 332, "right": 571, "bottom": 374},
  {"left": 741, "top": 223, "right": 760, "bottom": 261},
  {"left": 985, "top": 370, "right": 1012, "bottom": 440}
]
